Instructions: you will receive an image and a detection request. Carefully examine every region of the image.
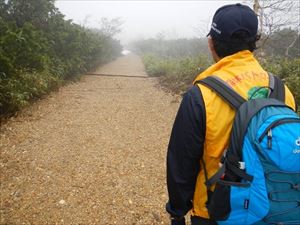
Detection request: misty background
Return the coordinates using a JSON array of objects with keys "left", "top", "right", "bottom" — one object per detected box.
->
[{"left": 55, "top": 0, "right": 251, "bottom": 46}]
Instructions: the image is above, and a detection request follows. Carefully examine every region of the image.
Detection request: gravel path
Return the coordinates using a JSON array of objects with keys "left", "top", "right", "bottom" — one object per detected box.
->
[{"left": 0, "top": 55, "right": 180, "bottom": 225}]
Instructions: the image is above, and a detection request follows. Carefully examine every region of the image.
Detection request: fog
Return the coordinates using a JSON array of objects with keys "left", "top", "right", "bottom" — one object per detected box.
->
[{"left": 55, "top": 0, "right": 250, "bottom": 46}]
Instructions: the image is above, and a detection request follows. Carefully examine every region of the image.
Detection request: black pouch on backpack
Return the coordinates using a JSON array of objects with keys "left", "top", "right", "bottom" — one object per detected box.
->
[
  {"left": 206, "top": 161, "right": 247, "bottom": 221},
  {"left": 207, "top": 181, "right": 231, "bottom": 220}
]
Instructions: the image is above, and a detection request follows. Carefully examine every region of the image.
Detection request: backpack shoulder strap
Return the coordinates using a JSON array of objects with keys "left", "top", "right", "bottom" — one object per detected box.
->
[
  {"left": 196, "top": 74, "right": 286, "bottom": 109},
  {"left": 268, "top": 73, "right": 285, "bottom": 102},
  {"left": 195, "top": 76, "right": 246, "bottom": 110}
]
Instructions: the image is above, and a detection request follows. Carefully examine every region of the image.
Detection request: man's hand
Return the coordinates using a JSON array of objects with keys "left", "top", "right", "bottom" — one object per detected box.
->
[{"left": 171, "top": 217, "right": 186, "bottom": 225}]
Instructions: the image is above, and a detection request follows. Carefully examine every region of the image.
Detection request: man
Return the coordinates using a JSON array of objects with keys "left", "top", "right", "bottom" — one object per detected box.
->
[{"left": 166, "top": 3, "right": 296, "bottom": 225}]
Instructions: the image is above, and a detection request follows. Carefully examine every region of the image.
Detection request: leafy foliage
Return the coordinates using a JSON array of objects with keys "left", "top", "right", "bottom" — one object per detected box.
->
[
  {"left": 0, "top": 0, "right": 122, "bottom": 116},
  {"left": 142, "top": 53, "right": 205, "bottom": 93},
  {"left": 133, "top": 33, "right": 299, "bottom": 109},
  {"left": 261, "top": 58, "right": 300, "bottom": 110},
  {"left": 0, "top": 70, "right": 61, "bottom": 113},
  {"left": 133, "top": 38, "right": 211, "bottom": 94},
  {"left": 259, "top": 28, "right": 300, "bottom": 58}
]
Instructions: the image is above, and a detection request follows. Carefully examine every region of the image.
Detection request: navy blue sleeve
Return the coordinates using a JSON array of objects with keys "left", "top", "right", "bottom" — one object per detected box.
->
[{"left": 166, "top": 86, "right": 206, "bottom": 218}]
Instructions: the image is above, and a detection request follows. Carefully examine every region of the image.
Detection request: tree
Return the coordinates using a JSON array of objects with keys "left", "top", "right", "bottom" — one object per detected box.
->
[
  {"left": 264, "top": 28, "right": 300, "bottom": 58},
  {"left": 98, "top": 17, "right": 123, "bottom": 38},
  {"left": 252, "top": 0, "right": 299, "bottom": 36},
  {"left": 250, "top": 0, "right": 300, "bottom": 57},
  {"left": 0, "top": 0, "right": 9, "bottom": 19},
  {"left": 5, "top": 0, "right": 56, "bottom": 28}
]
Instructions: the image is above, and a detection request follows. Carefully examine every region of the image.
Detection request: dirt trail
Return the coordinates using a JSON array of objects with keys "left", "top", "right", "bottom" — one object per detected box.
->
[{"left": 0, "top": 55, "right": 180, "bottom": 225}]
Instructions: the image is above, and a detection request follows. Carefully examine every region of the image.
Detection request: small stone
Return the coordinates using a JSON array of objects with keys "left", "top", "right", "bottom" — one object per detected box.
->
[
  {"left": 152, "top": 212, "right": 161, "bottom": 222},
  {"left": 59, "top": 199, "right": 66, "bottom": 205}
]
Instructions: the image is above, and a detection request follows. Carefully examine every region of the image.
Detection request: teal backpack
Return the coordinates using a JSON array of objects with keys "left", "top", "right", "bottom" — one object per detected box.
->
[{"left": 197, "top": 74, "right": 300, "bottom": 225}]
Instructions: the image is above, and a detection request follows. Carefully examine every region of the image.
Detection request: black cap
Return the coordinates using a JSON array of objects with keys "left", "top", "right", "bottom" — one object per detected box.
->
[{"left": 207, "top": 3, "right": 258, "bottom": 41}]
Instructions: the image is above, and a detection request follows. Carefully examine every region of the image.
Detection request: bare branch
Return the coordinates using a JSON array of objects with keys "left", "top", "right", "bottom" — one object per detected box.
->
[{"left": 285, "top": 34, "right": 299, "bottom": 58}]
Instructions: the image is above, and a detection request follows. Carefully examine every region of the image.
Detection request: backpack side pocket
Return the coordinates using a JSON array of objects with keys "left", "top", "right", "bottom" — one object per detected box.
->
[{"left": 207, "top": 181, "right": 231, "bottom": 220}]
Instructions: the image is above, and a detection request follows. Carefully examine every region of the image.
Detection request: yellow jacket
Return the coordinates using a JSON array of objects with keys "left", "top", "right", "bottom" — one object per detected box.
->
[{"left": 191, "top": 50, "right": 296, "bottom": 218}]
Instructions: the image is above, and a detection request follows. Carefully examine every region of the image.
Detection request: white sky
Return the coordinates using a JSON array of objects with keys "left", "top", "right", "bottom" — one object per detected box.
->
[{"left": 55, "top": 0, "right": 251, "bottom": 45}]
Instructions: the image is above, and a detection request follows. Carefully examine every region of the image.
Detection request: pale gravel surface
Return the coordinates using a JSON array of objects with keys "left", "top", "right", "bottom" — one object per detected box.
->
[{"left": 0, "top": 55, "right": 181, "bottom": 225}]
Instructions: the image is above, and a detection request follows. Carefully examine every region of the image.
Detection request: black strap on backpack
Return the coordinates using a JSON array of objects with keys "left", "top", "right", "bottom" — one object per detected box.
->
[
  {"left": 268, "top": 73, "right": 285, "bottom": 102},
  {"left": 195, "top": 73, "right": 285, "bottom": 111},
  {"left": 195, "top": 76, "right": 246, "bottom": 110}
]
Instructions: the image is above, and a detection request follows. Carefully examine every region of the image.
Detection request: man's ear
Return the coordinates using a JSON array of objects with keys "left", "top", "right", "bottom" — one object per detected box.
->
[{"left": 208, "top": 38, "right": 221, "bottom": 62}]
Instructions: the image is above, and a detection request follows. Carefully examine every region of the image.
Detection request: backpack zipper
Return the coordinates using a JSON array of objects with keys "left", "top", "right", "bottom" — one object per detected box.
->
[
  {"left": 258, "top": 118, "right": 300, "bottom": 144},
  {"left": 267, "top": 129, "right": 272, "bottom": 149}
]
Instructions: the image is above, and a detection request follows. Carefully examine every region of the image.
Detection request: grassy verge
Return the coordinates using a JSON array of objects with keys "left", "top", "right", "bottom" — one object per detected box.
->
[
  {"left": 142, "top": 53, "right": 299, "bottom": 108},
  {"left": 142, "top": 54, "right": 211, "bottom": 94}
]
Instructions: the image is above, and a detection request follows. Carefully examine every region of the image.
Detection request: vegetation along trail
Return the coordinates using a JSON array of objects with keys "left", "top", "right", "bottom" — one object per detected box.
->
[{"left": 0, "top": 54, "right": 180, "bottom": 224}]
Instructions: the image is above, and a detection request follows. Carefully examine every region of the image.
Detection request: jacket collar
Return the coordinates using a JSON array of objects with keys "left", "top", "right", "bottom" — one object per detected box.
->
[{"left": 193, "top": 50, "right": 256, "bottom": 84}]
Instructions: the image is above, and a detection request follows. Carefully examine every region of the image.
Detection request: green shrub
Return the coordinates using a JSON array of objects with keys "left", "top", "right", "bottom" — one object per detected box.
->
[
  {"left": 0, "top": 0, "right": 122, "bottom": 117},
  {"left": 142, "top": 54, "right": 170, "bottom": 76},
  {"left": 142, "top": 54, "right": 211, "bottom": 94},
  {"left": 0, "top": 70, "right": 60, "bottom": 114},
  {"left": 261, "top": 58, "right": 300, "bottom": 109}
]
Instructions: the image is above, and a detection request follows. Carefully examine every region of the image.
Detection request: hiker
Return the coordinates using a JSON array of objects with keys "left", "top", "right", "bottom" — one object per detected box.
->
[{"left": 166, "top": 3, "right": 297, "bottom": 225}]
